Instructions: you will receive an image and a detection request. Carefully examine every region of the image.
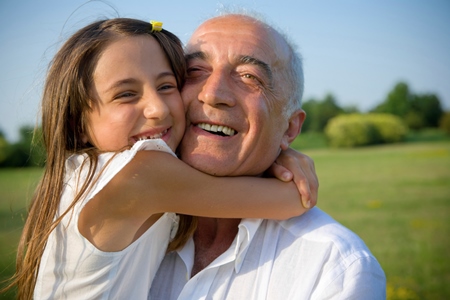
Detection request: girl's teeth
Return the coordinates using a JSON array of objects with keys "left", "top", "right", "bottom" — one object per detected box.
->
[{"left": 136, "top": 129, "right": 167, "bottom": 141}]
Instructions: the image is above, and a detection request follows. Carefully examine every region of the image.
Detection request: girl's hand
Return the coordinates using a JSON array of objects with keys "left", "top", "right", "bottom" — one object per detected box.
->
[{"left": 266, "top": 148, "right": 318, "bottom": 209}]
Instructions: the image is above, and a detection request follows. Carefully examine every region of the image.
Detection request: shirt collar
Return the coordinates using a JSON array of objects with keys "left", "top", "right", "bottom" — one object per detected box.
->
[
  {"left": 175, "top": 218, "right": 263, "bottom": 276},
  {"left": 177, "top": 237, "right": 195, "bottom": 280},
  {"left": 234, "top": 218, "right": 263, "bottom": 273}
]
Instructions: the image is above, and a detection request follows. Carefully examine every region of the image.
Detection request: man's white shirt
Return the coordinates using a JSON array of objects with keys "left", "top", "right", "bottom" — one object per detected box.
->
[{"left": 149, "top": 207, "right": 386, "bottom": 299}]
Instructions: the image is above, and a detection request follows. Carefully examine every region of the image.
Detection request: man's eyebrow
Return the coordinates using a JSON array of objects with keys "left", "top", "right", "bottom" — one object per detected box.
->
[
  {"left": 239, "top": 55, "right": 273, "bottom": 82},
  {"left": 185, "top": 51, "right": 207, "bottom": 62}
]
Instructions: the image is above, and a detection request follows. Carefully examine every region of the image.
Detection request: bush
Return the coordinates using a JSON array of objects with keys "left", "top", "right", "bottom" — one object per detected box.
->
[
  {"left": 0, "top": 135, "right": 8, "bottom": 165},
  {"left": 368, "top": 114, "right": 408, "bottom": 143},
  {"left": 324, "top": 114, "right": 377, "bottom": 147},
  {"left": 404, "top": 111, "right": 425, "bottom": 130},
  {"left": 325, "top": 113, "right": 408, "bottom": 147},
  {"left": 440, "top": 112, "right": 450, "bottom": 135}
]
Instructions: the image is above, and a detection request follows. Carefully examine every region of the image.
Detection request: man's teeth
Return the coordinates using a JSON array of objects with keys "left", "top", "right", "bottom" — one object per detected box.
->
[
  {"left": 197, "top": 123, "right": 236, "bottom": 136},
  {"left": 137, "top": 130, "right": 167, "bottom": 141}
]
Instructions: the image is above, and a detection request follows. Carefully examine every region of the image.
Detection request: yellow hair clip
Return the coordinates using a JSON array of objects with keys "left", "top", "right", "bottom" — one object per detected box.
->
[{"left": 150, "top": 20, "right": 163, "bottom": 32}]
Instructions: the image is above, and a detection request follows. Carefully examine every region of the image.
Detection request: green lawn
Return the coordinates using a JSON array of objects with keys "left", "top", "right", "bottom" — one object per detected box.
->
[
  {"left": 0, "top": 168, "right": 42, "bottom": 299},
  {"left": 1, "top": 141, "right": 449, "bottom": 299},
  {"left": 301, "top": 141, "right": 450, "bottom": 299}
]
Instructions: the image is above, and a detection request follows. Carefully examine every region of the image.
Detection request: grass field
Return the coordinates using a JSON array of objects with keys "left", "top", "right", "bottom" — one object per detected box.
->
[
  {"left": 0, "top": 168, "right": 42, "bottom": 299},
  {"left": 1, "top": 141, "right": 449, "bottom": 299},
  {"left": 303, "top": 141, "right": 450, "bottom": 299}
]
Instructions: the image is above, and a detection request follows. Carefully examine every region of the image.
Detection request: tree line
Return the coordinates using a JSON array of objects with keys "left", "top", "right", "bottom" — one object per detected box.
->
[
  {"left": 302, "top": 81, "right": 447, "bottom": 133},
  {"left": 302, "top": 81, "right": 450, "bottom": 148},
  {"left": 1, "top": 81, "right": 449, "bottom": 167},
  {"left": 0, "top": 127, "right": 45, "bottom": 168}
]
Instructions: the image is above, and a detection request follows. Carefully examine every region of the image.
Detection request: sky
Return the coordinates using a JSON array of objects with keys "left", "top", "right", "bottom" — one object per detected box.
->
[{"left": 1, "top": 0, "right": 449, "bottom": 142}]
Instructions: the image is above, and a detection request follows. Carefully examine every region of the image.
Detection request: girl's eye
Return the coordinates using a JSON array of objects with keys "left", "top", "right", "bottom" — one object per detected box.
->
[
  {"left": 158, "top": 84, "right": 177, "bottom": 92},
  {"left": 115, "top": 92, "right": 135, "bottom": 99}
]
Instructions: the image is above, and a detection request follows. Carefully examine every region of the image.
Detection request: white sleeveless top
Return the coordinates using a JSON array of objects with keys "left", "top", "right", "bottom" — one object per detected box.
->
[{"left": 34, "top": 139, "right": 179, "bottom": 299}]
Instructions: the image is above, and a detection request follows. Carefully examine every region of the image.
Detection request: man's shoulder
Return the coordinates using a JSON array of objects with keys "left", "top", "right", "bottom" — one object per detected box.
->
[
  {"left": 274, "top": 207, "right": 352, "bottom": 234},
  {"left": 255, "top": 208, "right": 385, "bottom": 295},
  {"left": 267, "top": 207, "right": 372, "bottom": 257}
]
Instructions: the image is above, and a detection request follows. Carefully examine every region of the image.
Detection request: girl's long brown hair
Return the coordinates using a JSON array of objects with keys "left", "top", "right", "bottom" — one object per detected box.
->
[{"left": 2, "top": 18, "right": 196, "bottom": 299}]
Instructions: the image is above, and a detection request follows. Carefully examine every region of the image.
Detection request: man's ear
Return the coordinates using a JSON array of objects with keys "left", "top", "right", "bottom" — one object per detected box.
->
[{"left": 280, "top": 109, "right": 306, "bottom": 150}]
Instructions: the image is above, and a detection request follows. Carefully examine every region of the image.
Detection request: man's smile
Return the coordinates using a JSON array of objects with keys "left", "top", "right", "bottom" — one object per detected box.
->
[{"left": 196, "top": 123, "right": 236, "bottom": 136}]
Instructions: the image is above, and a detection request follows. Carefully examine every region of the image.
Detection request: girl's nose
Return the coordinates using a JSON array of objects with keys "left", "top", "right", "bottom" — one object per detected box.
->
[{"left": 143, "top": 95, "right": 170, "bottom": 120}]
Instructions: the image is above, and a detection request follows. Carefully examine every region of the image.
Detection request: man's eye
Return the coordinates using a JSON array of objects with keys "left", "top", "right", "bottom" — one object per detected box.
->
[
  {"left": 187, "top": 67, "right": 204, "bottom": 76},
  {"left": 243, "top": 74, "right": 257, "bottom": 80},
  {"left": 186, "top": 67, "right": 208, "bottom": 84},
  {"left": 241, "top": 73, "right": 263, "bottom": 85}
]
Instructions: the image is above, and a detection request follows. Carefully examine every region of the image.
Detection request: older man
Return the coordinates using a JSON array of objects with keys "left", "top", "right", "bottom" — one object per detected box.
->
[{"left": 150, "top": 13, "right": 386, "bottom": 299}]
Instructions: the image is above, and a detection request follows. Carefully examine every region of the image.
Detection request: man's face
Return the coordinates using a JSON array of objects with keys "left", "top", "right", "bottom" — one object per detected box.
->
[{"left": 179, "top": 15, "right": 294, "bottom": 176}]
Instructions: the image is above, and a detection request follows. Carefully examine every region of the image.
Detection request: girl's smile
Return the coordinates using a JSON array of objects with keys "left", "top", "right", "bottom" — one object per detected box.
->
[{"left": 130, "top": 127, "right": 170, "bottom": 144}]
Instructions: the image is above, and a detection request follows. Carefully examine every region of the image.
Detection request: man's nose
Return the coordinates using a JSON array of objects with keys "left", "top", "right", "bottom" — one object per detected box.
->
[
  {"left": 198, "top": 70, "right": 236, "bottom": 107},
  {"left": 143, "top": 95, "right": 170, "bottom": 120}
]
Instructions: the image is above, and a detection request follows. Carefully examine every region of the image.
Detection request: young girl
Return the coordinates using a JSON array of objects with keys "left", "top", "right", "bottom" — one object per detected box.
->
[{"left": 6, "top": 18, "right": 315, "bottom": 299}]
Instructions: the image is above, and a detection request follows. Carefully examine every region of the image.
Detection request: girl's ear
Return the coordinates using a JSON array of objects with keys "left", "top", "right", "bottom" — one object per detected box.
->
[
  {"left": 81, "top": 133, "right": 89, "bottom": 145},
  {"left": 280, "top": 109, "right": 306, "bottom": 151}
]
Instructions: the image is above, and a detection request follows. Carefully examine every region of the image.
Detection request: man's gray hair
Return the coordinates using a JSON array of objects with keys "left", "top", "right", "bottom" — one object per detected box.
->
[{"left": 214, "top": 6, "right": 304, "bottom": 118}]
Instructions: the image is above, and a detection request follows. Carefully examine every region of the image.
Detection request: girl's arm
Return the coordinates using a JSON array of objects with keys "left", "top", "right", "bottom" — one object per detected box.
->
[
  {"left": 79, "top": 150, "right": 307, "bottom": 251},
  {"left": 105, "top": 150, "right": 304, "bottom": 220}
]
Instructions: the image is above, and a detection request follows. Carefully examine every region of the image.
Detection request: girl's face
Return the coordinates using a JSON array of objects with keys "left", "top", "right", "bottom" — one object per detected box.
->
[{"left": 85, "top": 35, "right": 185, "bottom": 152}]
